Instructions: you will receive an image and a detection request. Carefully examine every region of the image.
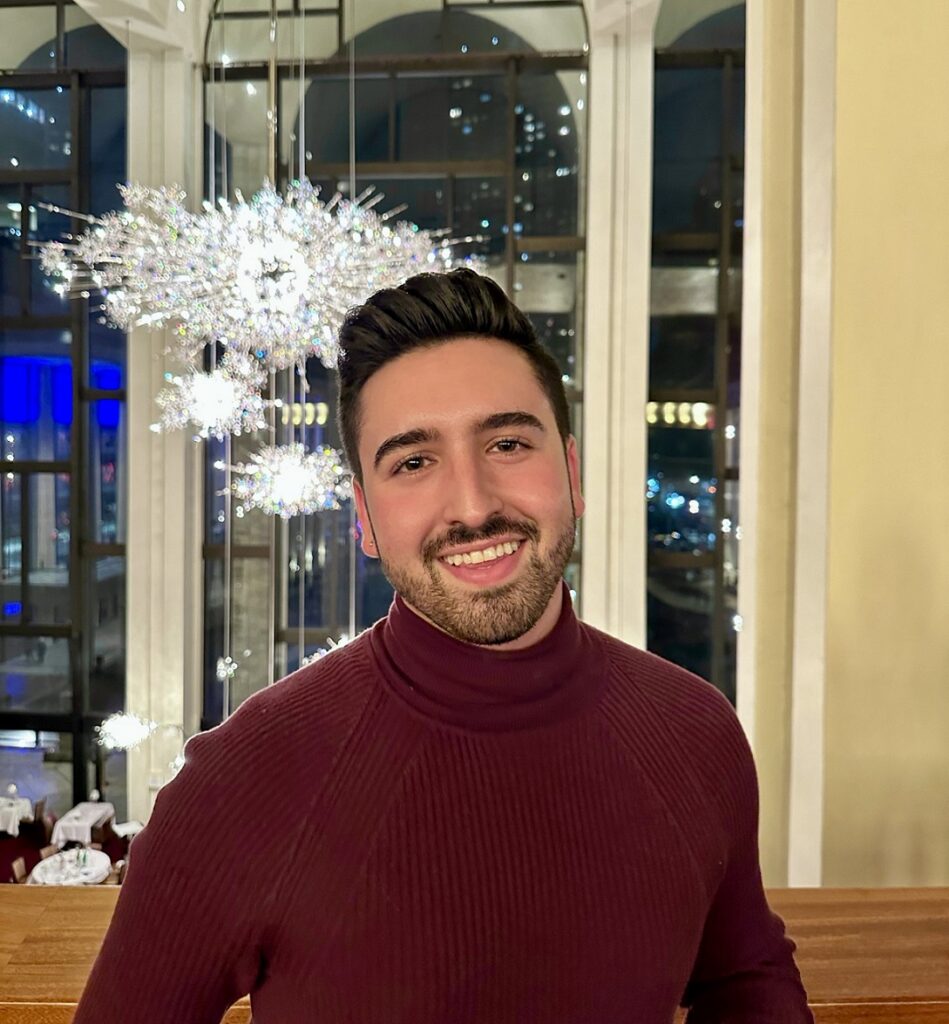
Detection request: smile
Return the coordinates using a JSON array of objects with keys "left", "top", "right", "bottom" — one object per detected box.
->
[{"left": 440, "top": 540, "right": 521, "bottom": 567}]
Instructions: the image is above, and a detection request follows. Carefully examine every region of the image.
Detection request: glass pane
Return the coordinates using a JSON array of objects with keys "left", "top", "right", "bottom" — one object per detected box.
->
[
  {"left": 647, "top": 566, "right": 713, "bottom": 682},
  {"left": 28, "top": 184, "right": 72, "bottom": 314},
  {"left": 88, "top": 399, "right": 125, "bottom": 543},
  {"left": 0, "top": 184, "right": 26, "bottom": 315},
  {"left": 88, "top": 88, "right": 126, "bottom": 215},
  {"left": 646, "top": 416, "right": 717, "bottom": 554},
  {"left": 653, "top": 68, "right": 724, "bottom": 235},
  {"left": 723, "top": 477, "right": 738, "bottom": 593},
  {"left": 96, "top": 746, "right": 127, "bottom": 822},
  {"left": 87, "top": 556, "right": 125, "bottom": 713},
  {"left": 1, "top": 473, "right": 22, "bottom": 619},
  {"left": 516, "top": 71, "right": 584, "bottom": 237},
  {"left": 89, "top": 314, "right": 126, "bottom": 392},
  {"left": 284, "top": 506, "right": 355, "bottom": 633},
  {"left": 293, "top": 77, "right": 390, "bottom": 170},
  {"left": 725, "top": 405, "right": 738, "bottom": 469},
  {"left": 0, "top": 634, "right": 71, "bottom": 712},
  {"left": 649, "top": 316, "right": 715, "bottom": 391},
  {"left": 453, "top": 176, "right": 505, "bottom": 258},
  {"left": 206, "top": 79, "right": 268, "bottom": 201},
  {"left": 351, "top": 6, "right": 586, "bottom": 56},
  {"left": 207, "top": 11, "right": 336, "bottom": 65},
  {"left": 394, "top": 74, "right": 507, "bottom": 163},
  {"left": 203, "top": 557, "right": 224, "bottom": 725},
  {"left": 64, "top": 5, "right": 126, "bottom": 68},
  {"left": 27, "top": 472, "right": 70, "bottom": 625},
  {"left": 0, "top": 329, "right": 73, "bottom": 459},
  {"left": 513, "top": 248, "right": 582, "bottom": 384},
  {"left": 0, "top": 8, "right": 56, "bottom": 72},
  {"left": 0, "top": 86, "right": 72, "bottom": 168},
  {"left": 650, "top": 259, "right": 719, "bottom": 317},
  {"left": 0, "top": 730, "right": 73, "bottom": 819},
  {"left": 230, "top": 555, "right": 273, "bottom": 708}
]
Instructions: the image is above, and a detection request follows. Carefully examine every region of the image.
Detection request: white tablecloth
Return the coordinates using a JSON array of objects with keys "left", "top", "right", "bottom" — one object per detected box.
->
[
  {"left": 28, "top": 848, "right": 112, "bottom": 886},
  {"left": 0, "top": 797, "right": 33, "bottom": 837},
  {"left": 50, "top": 802, "right": 115, "bottom": 846}
]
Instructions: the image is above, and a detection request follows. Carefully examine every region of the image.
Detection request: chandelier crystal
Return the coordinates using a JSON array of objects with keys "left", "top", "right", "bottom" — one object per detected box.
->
[
  {"left": 230, "top": 442, "right": 352, "bottom": 518},
  {"left": 39, "top": 179, "right": 475, "bottom": 372},
  {"left": 154, "top": 350, "right": 267, "bottom": 439}
]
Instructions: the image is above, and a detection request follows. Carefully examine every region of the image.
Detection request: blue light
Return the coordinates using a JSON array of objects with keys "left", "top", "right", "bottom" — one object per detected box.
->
[
  {"left": 665, "top": 492, "right": 686, "bottom": 510},
  {"left": 3, "top": 601, "right": 22, "bottom": 617}
]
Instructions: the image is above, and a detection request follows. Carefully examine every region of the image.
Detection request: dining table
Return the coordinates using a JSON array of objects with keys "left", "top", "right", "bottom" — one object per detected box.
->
[
  {"left": 0, "top": 798, "right": 33, "bottom": 838},
  {"left": 27, "top": 848, "right": 112, "bottom": 887},
  {"left": 50, "top": 802, "right": 115, "bottom": 847}
]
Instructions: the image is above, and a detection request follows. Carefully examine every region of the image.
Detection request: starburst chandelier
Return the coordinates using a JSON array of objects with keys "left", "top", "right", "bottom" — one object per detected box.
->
[
  {"left": 154, "top": 350, "right": 267, "bottom": 439},
  {"left": 229, "top": 442, "right": 352, "bottom": 518},
  {"left": 39, "top": 178, "right": 468, "bottom": 372}
]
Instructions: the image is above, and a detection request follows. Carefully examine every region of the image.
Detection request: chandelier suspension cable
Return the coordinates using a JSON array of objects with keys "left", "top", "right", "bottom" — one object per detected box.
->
[
  {"left": 264, "top": 0, "right": 279, "bottom": 685},
  {"left": 295, "top": 5, "right": 308, "bottom": 668},
  {"left": 347, "top": 0, "right": 357, "bottom": 639},
  {"left": 220, "top": 13, "right": 228, "bottom": 201},
  {"left": 211, "top": 21, "right": 236, "bottom": 719},
  {"left": 297, "top": 366, "right": 306, "bottom": 667},
  {"left": 298, "top": 0, "right": 306, "bottom": 182}
]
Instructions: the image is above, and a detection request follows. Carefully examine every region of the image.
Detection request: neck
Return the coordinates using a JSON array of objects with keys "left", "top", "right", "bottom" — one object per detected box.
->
[{"left": 402, "top": 581, "right": 565, "bottom": 652}]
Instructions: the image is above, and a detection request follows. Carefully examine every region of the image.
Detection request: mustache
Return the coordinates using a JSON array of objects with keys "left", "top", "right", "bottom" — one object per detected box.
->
[{"left": 423, "top": 515, "right": 540, "bottom": 563}]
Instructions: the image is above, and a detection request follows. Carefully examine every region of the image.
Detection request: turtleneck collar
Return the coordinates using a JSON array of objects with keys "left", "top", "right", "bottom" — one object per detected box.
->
[{"left": 367, "top": 582, "right": 607, "bottom": 733}]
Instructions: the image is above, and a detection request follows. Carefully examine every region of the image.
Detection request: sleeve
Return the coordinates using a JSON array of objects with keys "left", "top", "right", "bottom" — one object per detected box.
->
[
  {"left": 681, "top": 716, "right": 814, "bottom": 1024},
  {"left": 73, "top": 703, "right": 275, "bottom": 1024}
]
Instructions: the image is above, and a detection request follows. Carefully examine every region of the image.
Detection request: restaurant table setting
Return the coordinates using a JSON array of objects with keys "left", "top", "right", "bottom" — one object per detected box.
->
[
  {"left": 0, "top": 797, "right": 33, "bottom": 837},
  {"left": 50, "top": 802, "right": 115, "bottom": 847},
  {"left": 28, "top": 847, "right": 112, "bottom": 886}
]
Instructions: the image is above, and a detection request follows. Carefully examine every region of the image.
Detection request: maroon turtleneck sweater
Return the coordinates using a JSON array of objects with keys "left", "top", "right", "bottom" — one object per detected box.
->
[{"left": 75, "top": 587, "right": 812, "bottom": 1023}]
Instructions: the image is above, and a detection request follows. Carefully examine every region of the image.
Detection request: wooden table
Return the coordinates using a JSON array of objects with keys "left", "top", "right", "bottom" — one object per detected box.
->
[{"left": 0, "top": 887, "right": 946, "bottom": 1022}]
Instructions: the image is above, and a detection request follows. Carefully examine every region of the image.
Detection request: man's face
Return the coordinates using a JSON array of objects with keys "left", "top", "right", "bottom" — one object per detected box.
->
[{"left": 352, "top": 336, "right": 584, "bottom": 647}]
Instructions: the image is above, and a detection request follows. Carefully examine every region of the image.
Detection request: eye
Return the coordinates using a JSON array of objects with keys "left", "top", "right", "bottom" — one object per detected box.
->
[
  {"left": 393, "top": 453, "right": 430, "bottom": 475},
  {"left": 492, "top": 437, "right": 530, "bottom": 455}
]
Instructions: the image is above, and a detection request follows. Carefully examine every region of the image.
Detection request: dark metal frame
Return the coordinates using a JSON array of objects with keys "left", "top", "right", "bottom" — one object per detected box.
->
[
  {"left": 648, "top": 47, "right": 743, "bottom": 695},
  {"left": 0, "top": 0, "right": 125, "bottom": 803}
]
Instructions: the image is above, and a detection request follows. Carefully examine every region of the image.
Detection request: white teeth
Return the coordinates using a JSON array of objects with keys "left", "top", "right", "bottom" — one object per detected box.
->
[{"left": 442, "top": 540, "right": 520, "bottom": 567}]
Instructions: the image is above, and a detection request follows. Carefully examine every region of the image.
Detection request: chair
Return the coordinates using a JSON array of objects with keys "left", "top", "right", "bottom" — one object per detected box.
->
[
  {"left": 39, "top": 845, "right": 57, "bottom": 860},
  {"left": 32, "top": 797, "right": 49, "bottom": 843},
  {"left": 105, "top": 859, "right": 126, "bottom": 885},
  {"left": 11, "top": 856, "right": 27, "bottom": 884}
]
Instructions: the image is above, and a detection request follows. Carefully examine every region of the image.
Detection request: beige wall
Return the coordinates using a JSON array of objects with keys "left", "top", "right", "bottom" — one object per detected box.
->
[{"left": 823, "top": 0, "right": 949, "bottom": 885}]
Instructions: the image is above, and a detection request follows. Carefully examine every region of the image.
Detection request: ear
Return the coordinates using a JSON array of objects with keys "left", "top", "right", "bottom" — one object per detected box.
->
[
  {"left": 565, "top": 435, "right": 585, "bottom": 519},
  {"left": 351, "top": 477, "right": 379, "bottom": 558}
]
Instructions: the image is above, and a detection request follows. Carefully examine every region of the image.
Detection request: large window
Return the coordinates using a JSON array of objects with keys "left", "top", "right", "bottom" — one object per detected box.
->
[
  {"left": 202, "top": 0, "right": 588, "bottom": 724},
  {"left": 0, "top": 1, "right": 126, "bottom": 816},
  {"left": 647, "top": 3, "right": 744, "bottom": 700}
]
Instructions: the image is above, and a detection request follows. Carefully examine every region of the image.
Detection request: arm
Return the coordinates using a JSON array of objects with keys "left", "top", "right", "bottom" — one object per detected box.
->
[
  {"left": 682, "top": 728, "right": 813, "bottom": 1023},
  {"left": 73, "top": 705, "right": 272, "bottom": 1024}
]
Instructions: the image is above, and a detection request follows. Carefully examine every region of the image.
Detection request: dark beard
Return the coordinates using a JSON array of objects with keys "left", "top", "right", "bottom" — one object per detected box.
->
[{"left": 377, "top": 513, "right": 577, "bottom": 646}]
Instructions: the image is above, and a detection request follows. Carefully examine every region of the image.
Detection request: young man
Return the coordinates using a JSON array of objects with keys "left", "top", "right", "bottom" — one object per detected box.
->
[{"left": 75, "top": 269, "right": 812, "bottom": 1023}]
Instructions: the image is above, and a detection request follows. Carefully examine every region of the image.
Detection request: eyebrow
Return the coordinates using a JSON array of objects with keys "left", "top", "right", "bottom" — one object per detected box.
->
[{"left": 372, "top": 410, "right": 546, "bottom": 471}]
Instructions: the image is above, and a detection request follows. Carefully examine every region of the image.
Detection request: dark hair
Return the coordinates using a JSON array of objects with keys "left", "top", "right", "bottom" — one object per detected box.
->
[{"left": 336, "top": 268, "right": 571, "bottom": 481}]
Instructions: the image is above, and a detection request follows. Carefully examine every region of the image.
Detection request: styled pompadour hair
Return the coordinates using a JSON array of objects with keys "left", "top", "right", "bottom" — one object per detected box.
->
[{"left": 336, "top": 268, "right": 570, "bottom": 481}]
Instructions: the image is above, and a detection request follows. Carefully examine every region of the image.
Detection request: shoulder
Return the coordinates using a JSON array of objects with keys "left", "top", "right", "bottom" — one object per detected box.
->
[
  {"left": 584, "top": 624, "right": 756, "bottom": 823},
  {"left": 183, "top": 629, "right": 378, "bottom": 782},
  {"left": 585, "top": 624, "right": 739, "bottom": 735}
]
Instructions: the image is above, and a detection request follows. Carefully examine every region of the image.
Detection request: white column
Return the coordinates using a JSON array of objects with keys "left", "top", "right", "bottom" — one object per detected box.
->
[
  {"left": 581, "top": 0, "right": 660, "bottom": 646},
  {"left": 123, "top": 44, "right": 205, "bottom": 822},
  {"left": 787, "top": 0, "right": 836, "bottom": 886}
]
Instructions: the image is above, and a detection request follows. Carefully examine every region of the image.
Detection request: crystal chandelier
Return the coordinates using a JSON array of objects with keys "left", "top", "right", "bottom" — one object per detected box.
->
[
  {"left": 228, "top": 442, "right": 353, "bottom": 518},
  {"left": 39, "top": 179, "right": 469, "bottom": 373}
]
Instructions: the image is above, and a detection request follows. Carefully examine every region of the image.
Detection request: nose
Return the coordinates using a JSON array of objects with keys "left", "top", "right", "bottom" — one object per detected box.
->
[{"left": 442, "top": 452, "right": 504, "bottom": 528}]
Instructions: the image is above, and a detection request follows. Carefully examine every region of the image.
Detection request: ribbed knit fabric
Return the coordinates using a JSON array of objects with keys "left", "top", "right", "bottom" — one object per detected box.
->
[{"left": 75, "top": 585, "right": 812, "bottom": 1024}]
